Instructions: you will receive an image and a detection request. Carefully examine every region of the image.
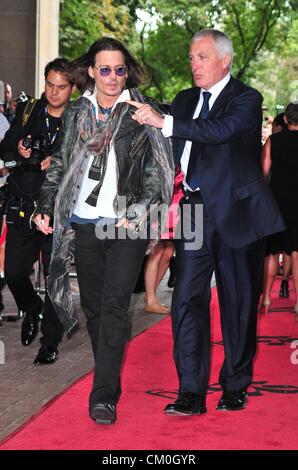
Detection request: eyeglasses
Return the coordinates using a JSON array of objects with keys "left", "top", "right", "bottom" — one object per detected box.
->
[{"left": 93, "top": 65, "right": 127, "bottom": 77}]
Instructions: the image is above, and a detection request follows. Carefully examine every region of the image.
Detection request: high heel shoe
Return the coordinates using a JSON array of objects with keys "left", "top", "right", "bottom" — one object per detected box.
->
[
  {"left": 279, "top": 279, "right": 289, "bottom": 299},
  {"left": 259, "top": 298, "right": 271, "bottom": 315}
]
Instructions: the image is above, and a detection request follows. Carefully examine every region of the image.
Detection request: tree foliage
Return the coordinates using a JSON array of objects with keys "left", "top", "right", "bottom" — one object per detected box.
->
[
  {"left": 139, "top": 0, "right": 296, "bottom": 104},
  {"left": 59, "top": 0, "right": 297, "bottom": 112},
  {"left": 59, "top": 0, "right": 133, "bottom": 60}
]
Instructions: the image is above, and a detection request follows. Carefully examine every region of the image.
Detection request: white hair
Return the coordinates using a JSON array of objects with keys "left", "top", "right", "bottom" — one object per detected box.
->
[{"left": 192, "top": 29, "right": 233, "bottom": 69}]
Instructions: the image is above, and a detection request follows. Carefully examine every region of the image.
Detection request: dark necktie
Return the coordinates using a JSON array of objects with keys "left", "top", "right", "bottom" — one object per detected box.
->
[{"left": 186, "top": 91, "right": 211, "bottom": 190}]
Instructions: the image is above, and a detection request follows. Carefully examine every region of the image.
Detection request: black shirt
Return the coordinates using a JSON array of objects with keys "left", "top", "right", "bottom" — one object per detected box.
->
[{"left": 0, "top": 98, "right": 61, "bottom": 198}]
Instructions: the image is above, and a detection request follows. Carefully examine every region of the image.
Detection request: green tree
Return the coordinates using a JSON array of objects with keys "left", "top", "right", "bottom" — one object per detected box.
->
[
  {"left": 58, "top": 0, "right": 297, "bottom": 109},
  {"left": 221, "top": 0, "right": 294, "bottom": 80},
  {"left": 250, "top": 17, "right": 298, "bottom": 114},
  {"left": 137, "top": 0, "right": 297, "bottom": 103},
  {"left": 59, "top": 0, "right": 133, "bottom": 60}
]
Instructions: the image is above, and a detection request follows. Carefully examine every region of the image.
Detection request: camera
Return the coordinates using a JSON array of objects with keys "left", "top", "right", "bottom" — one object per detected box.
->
[{"left": 22, "top": 134, "right": 52, "bottom": 166}]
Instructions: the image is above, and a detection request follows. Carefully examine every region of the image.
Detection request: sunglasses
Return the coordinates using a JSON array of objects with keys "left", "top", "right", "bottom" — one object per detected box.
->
[{"left": 94, "top": 65, "right": 127, "bottom": 77}]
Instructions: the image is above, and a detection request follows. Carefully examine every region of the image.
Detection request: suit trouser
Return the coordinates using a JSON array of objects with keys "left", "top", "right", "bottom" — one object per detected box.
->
[
  {"left": 172, "top": 193, "right": 265, "bottom": 396},
  {"left": 4, "top": 225, "right": 64, "bottom": 348},
  {"left": 73, "top": 223, "right": 148, "bottom": 409}
]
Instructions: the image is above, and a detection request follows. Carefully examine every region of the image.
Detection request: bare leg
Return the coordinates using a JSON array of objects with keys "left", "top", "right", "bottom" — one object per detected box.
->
[
  {"left": 260, "top": 254, "right": 279, "bottom": 314},
  {"left": 279, "top": 252, "right": 291, "bottom": 298},
  {"left": 144, "top": 241, "right": 173, "bottom": 314},
  {"left": 282, "top": 253, "right": 292, "bottom": 279},
  {"left": 155, "top": 241, "right": 174, "bottom": 288}
]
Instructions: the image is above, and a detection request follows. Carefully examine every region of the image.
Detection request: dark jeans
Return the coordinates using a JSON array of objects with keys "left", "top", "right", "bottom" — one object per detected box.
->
[
  {"left": 4, "top": 225, "right": 64, "bottom": 348},
  {"left": 73, "top": 223, "right": 148, "bottom": 409}
]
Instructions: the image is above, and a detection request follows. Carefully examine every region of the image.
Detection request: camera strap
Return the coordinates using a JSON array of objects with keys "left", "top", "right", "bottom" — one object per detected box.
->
[
  {"left": 45, "top": 106, "right": 60, "bottom": 145},
  {"left": 22, "top": 98, "right": 37, "bottom": 127}
]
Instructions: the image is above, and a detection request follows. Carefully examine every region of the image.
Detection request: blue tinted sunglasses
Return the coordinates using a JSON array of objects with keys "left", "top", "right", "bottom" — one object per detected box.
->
[{"left": 94, "top": 65, "right": 127, "bottom": 77}]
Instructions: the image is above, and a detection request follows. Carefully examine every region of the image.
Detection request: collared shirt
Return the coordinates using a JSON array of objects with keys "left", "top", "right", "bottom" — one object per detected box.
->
[
  {"left": 73, "top": 88, "right": 130, "bottom": 220},
  {"left": 162, "top": 73, "right": 231, "bottom": 191}
]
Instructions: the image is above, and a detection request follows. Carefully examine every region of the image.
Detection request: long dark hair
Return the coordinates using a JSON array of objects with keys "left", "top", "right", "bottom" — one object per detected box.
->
[{"left": 70, "top": 37, "right": 144, "bottom": 93}]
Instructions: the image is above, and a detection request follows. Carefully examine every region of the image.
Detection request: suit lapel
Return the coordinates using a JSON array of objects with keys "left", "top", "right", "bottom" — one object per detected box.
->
[
  {"left": 115, "top": 107, "right": 141, "bottom": 140},
  {"left": 208, "top": 77, "right": 236, "bottom": 118},
  {"left": 173, "top": 88, "right": 200, "bottom": 166},
  {"left": 184, "top": 87, "right": 200, "bottom": 118},
  {"left": 173, "top": 78, "right": 237, "bottom": 167}
]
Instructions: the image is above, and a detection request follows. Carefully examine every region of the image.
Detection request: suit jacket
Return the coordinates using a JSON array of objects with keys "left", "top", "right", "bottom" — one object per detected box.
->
[{"left": 171, "top": 77, "right": 285, "bottom": 249}]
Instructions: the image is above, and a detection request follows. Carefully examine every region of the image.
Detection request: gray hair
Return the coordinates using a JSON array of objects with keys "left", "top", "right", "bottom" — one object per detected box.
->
[{"left": 192, "top": 29, "right": 233, "bottom": 69}]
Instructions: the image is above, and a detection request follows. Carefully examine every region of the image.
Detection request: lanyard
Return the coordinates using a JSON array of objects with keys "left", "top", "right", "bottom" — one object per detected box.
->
[{"left": 45, "top": 106, "right": 60, "bottom": 144}]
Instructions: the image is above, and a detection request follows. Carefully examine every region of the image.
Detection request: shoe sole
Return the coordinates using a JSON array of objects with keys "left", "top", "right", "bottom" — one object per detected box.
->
[
  {"left": 34, "top": 359, "right": 58, "bottom": 365},
  {"left": 216, "top": 397, "right": 247, "bottom": 412},
  {"left": 216, "top": 405, "right": 247, "bottom": 411},
  {"left": 90, "top": 408, "right": 116, "bottom": 425},
  {"left": 94, "top": 418, "right": 115, "bottom": 425},
  {"left": 164, "top": 408, "right": 207, "bottom": 417}
]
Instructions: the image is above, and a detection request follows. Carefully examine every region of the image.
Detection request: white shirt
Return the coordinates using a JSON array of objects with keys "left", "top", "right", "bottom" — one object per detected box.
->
[
  {"left": 73, "top": 88, "right": 130, "bottom": 219},
  {"left": 162, "top": 73, "right": 231, "bottom": 191}
]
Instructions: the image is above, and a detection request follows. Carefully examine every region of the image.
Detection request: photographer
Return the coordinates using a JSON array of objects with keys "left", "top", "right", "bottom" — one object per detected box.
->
[{"left": 0, "top": 58, "right": 74, "bottom": 364}]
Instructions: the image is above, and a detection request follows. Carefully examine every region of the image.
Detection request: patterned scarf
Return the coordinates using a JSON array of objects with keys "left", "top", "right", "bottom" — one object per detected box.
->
[
  {"left": 81, "top": 88, "right": 173, "bottom": 207},
  {"left": 52, "top": 88, "right": 174, "bottom": 253},
  {"left": 85, "top": 100, "right": 129, "bottom": 206},
  {"left": 84, "top": 88, "right": 173, "bottom": 208}
]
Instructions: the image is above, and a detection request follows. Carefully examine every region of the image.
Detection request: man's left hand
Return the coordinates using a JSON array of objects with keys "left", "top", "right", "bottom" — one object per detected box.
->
[
  {"left": 41, "top": 156, "right": 52, "bottom": 171},
  {"left": 127, "top": 100, "right": 164, "bottom": 128}
]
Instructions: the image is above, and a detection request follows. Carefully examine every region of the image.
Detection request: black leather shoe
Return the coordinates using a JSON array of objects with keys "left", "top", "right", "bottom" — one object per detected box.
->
[
  {"left": 90, "top": 402, "right": 116, "bottom": 424},
  {"left": 34, "top": 346, "right": 59, "bottom": 365},
  {"left": 164, "top": 391, "right": 207, "bottom": 416},
  {"left": 279, "top": 279, "right": 289, "bottom": 298},
  {"left": 216, "top": 389, "right": 247, "bottom": 411},
  {"left": 21, "top": 312, "right": 41, "bottom": 346}
]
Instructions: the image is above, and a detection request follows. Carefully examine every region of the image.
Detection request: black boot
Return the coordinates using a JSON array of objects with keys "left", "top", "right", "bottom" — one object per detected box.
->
[
  {"left": 167, "top": 256, "right": 177, "bottom": 288},
  {"left": 279, "top": 279, "right": 289, "bottom": 299}
]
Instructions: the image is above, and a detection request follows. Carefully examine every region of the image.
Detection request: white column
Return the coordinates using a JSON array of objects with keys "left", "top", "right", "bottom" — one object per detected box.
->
[{"left": 35, "top": 0, "right": 60, "bottom": 97}]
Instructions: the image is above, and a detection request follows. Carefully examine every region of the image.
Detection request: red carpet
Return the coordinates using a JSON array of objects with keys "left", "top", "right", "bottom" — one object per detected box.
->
[{"left": 1, "top": 280, "right": 298, "bottom": 450}]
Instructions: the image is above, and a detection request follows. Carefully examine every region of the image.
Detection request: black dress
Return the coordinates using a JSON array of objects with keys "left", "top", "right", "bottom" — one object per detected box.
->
[{"left": 266, "top": 129, "right": 298, "bottom": 255}]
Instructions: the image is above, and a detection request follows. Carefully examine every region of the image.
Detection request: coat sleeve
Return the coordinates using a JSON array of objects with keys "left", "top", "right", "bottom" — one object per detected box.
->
[
  {"left": 172, "top": 88, "right": 263, "bottom": 144},
  {"left": 35, "top": 108, "right": 70, "bottom": 218}
]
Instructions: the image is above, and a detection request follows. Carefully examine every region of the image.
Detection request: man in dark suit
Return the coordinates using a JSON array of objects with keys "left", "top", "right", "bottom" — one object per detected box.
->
[{"left": 128, "top": 28, "right": 285, "bottom": 415}]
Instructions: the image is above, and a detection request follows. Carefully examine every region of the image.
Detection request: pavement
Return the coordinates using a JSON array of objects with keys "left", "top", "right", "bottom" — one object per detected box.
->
[{"left": 0, "top": 272, "right": 174, "bottom": 442}]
